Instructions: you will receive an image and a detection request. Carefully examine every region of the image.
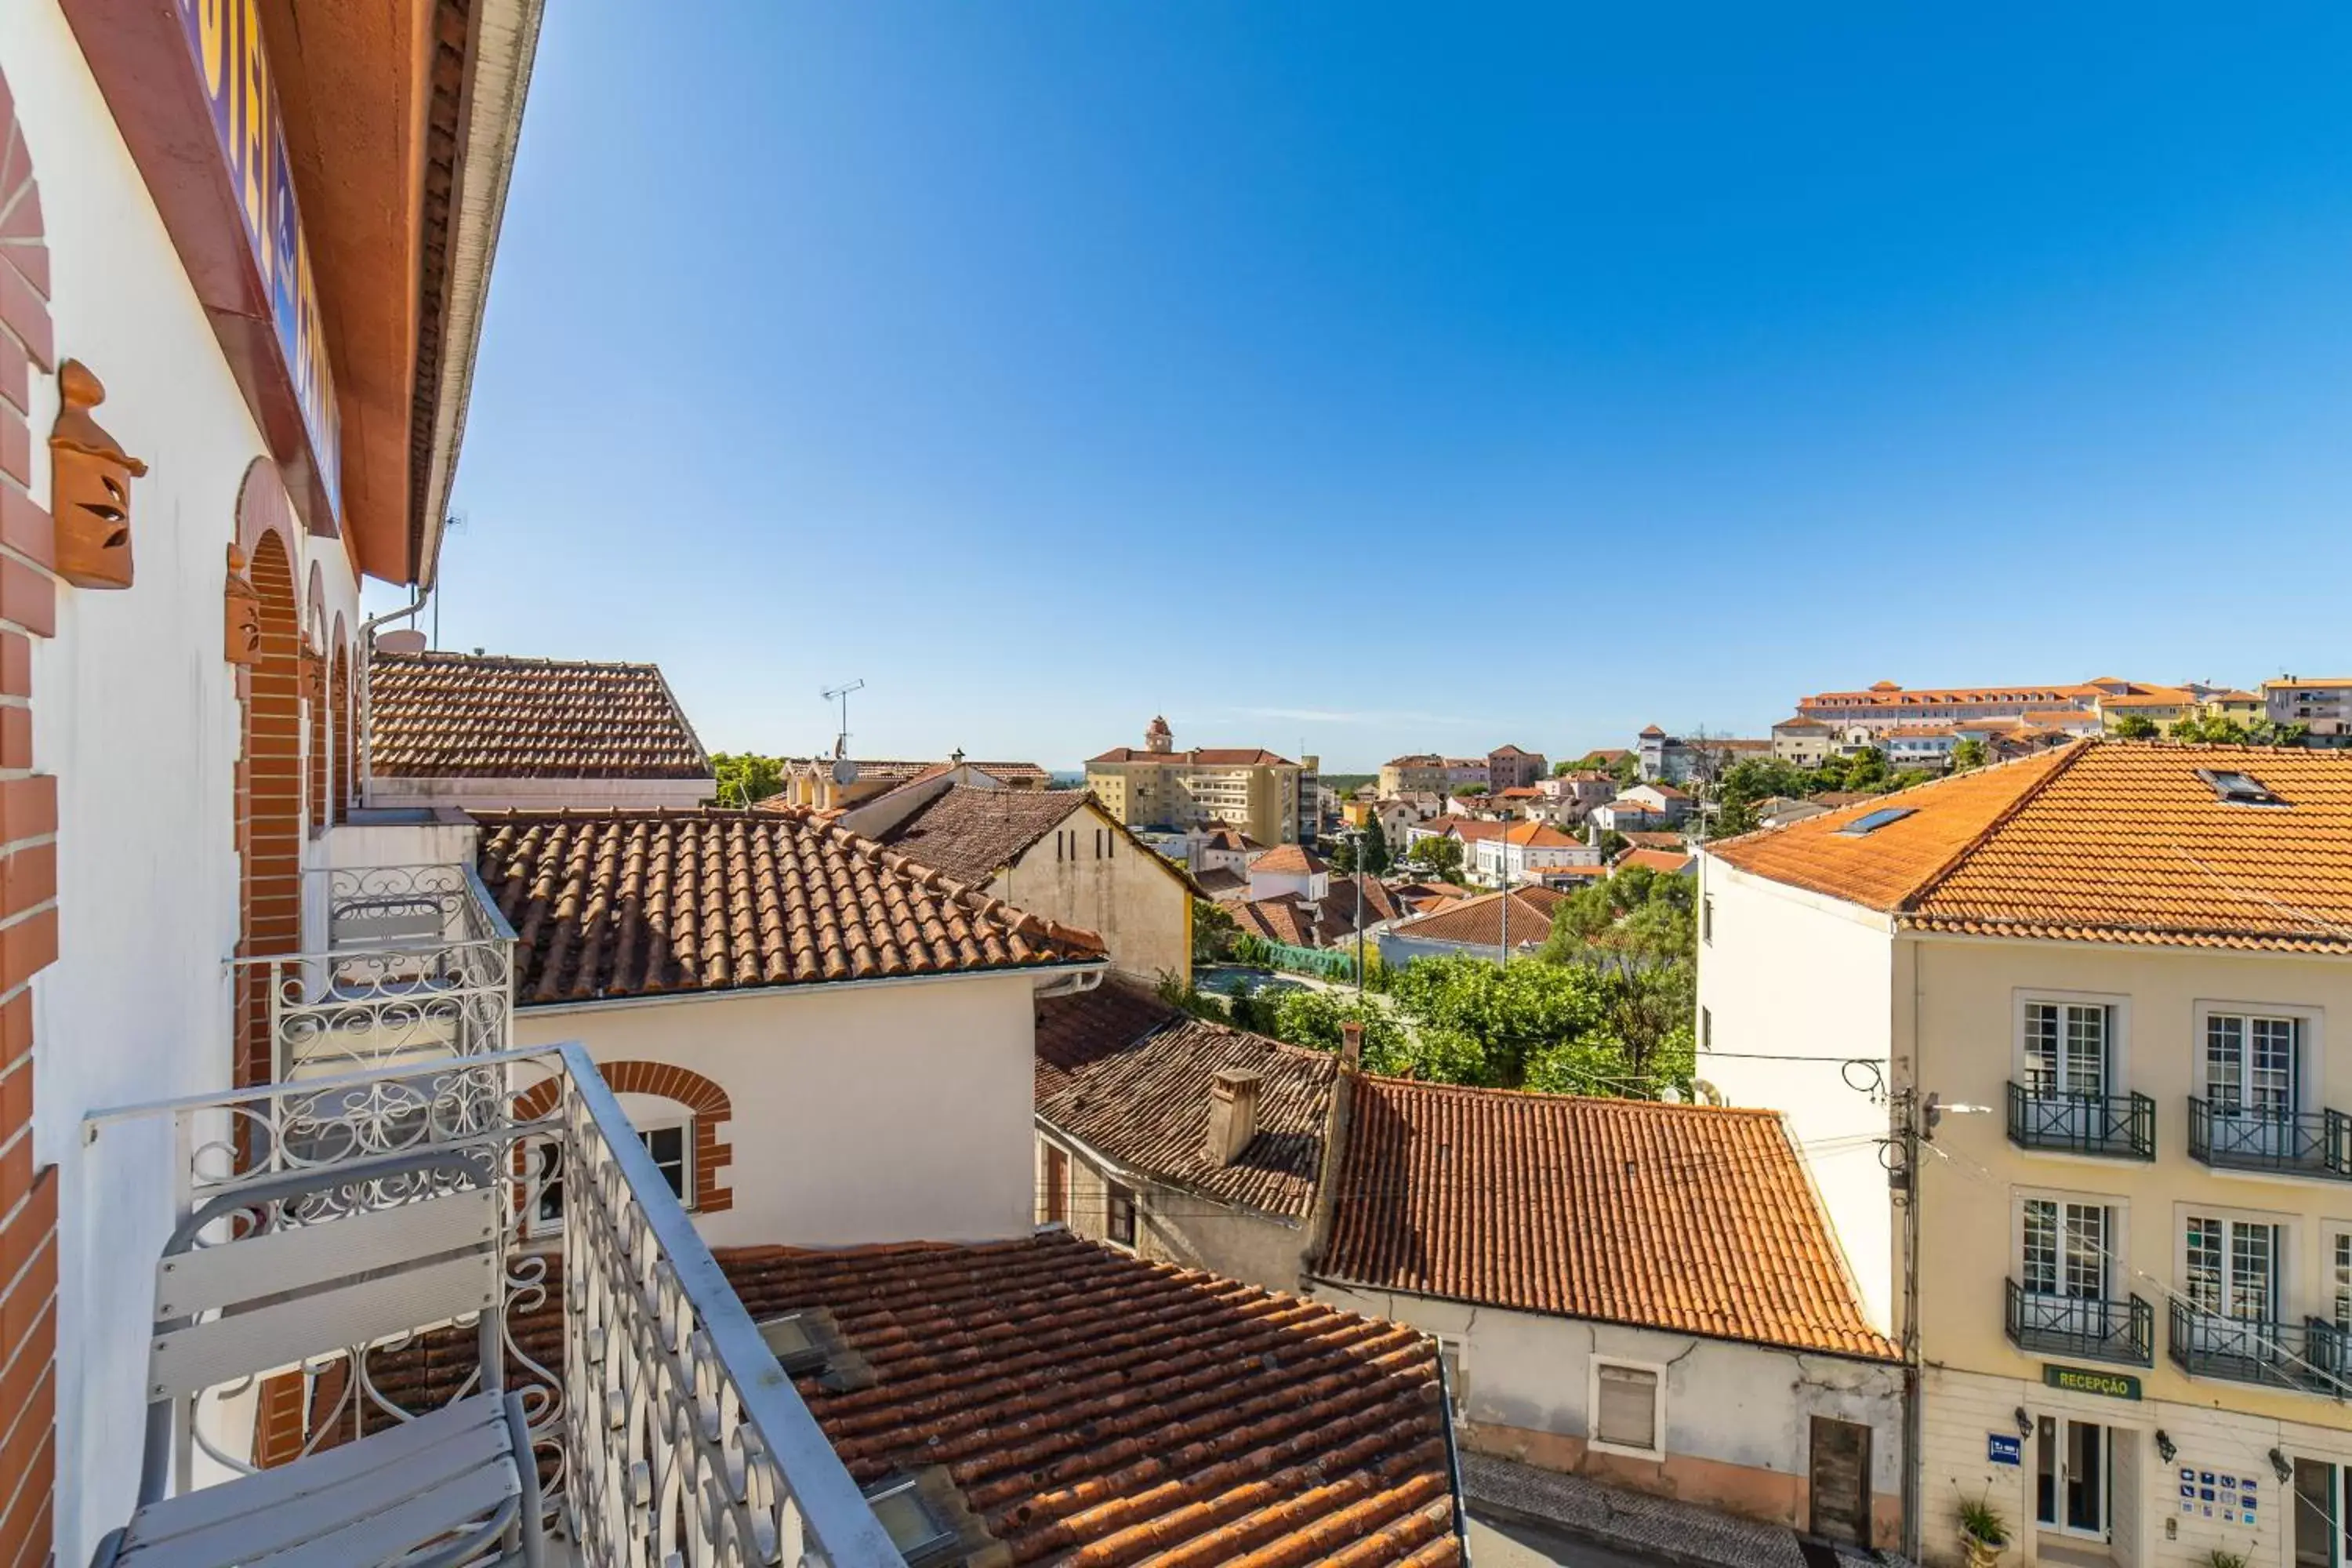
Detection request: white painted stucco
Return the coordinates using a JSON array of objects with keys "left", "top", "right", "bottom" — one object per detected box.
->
[
  {"left": 365, "top": 774, "right": 716, "bottom": 812},
  {"left": 4, "top": 9, "right": 366, "bottom": 1559},
  {"left": 514, "top": 971, "right": 1049, "bottom": 1249},
  {"left": 1694, "top": 855, "right": 1900, "bottom": 1331}
]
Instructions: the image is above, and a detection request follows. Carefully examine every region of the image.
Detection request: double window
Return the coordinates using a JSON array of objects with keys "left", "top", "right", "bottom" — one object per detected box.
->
[
  {"left": 2024, "top": 1001, "right": 2110, "bottom": 1100},
  {"left": 2023, "top": 1200, "right": 2109, "bottom": 1303},
  {"left": 2183, "top": 1214, "right": 2278, "bottom": 1324}
]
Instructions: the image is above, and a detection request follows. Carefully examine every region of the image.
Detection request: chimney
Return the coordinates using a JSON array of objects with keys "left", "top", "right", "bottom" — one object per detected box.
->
[
  {"left": 1207, "top": 1068, "right": 1265, "bottom": 1166},
  {"left": 1339, "top": 1022, "right": 1363, "bottom": 1073}
]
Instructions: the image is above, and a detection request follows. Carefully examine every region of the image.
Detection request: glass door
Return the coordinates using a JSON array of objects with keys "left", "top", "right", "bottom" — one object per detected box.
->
[
  {"left": 2292, "top": 1459, "right": 2348, "bottom": 1568},
  {"left": 2207, "top": 1013, "right": 2299, "bottom": 1159},
  {"left": 2036, "top": 1417, "right": 2109, "bottom": 1539},
  {"left": 2185, "top": 1215, "right": 2282, "bottom": 1367},
  {"left": 2026, "top": 1002, "right": 2109, "bottom": 1140},
  {"left": 2022, "top": 1200, "right": 2108, "bottom": 1339}
]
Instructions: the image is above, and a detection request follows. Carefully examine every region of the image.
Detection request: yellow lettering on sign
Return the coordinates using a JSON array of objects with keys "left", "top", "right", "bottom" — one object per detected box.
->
[
  {"left": 198, "top": 0, "right": 225, "bottom": 96},
  {"left": 239, "top": 0, "right": 268, "bottom": 270}
]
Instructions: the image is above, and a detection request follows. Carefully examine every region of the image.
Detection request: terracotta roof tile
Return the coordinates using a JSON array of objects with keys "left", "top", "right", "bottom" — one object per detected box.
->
[
  {"left": 1233, "top": 877, "right": 1403, "bottom": 949},
  {"left": 1617, "top": 830, "right": 1686, "bottom": 851},
  {"left": 1090, "top": 746, "right": 1300, "bottom": 768},
  {"left": 1384, "top": 887, "right": 1565, "bottom": 949},
  {"left": 1712, "top": 740, "right": 2352, "bottom": 953},
  {"left": 1321, "top": 1080, "right": 1894, "bottom": 1359},
  {"left": 1250, "top": 844, "right": 1330, "bottom": 877},
  {"left": 368, "top": 651, "right": 710, "bottom": 779},
  {"left": 370, "top": 1234, "right": 1461, "bottom": 1567},
  {"left": 874, "top": 786, "right": 1094, "bottom": 886},
  {"left": 1036, "top": 978, "right": 1337, "bottom": 1218},
  {"left": 1613, "top": 848, "right": 1695, "bottom": 876},
  {"left": 475, "top": 806, "right": 1103, "bottom": 1004}
]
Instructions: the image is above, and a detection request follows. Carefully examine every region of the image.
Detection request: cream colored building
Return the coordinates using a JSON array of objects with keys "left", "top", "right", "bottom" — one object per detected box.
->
[
  {"left": 2267, "top": 677, "right": 2352, "bottom": 744},
  {"left": 1700, "top": 742, "right": 2352, "bottom": 1568},
  {"left": 1087, "top": 717, "right": 1315, "bottom": 846}
]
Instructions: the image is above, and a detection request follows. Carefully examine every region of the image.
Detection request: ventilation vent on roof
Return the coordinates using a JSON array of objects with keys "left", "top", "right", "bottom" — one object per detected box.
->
[
  {"left": 1835, "top": 807, "right": 1916, "bottom": 837},
  {"left": 2196, "top": 769, "right": 2288, "bottom": 808}
]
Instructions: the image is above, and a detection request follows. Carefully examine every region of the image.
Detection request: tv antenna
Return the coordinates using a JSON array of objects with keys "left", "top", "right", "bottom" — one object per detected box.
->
[{"left": 822, "top": 679, "right": 866, "bottom": 784}]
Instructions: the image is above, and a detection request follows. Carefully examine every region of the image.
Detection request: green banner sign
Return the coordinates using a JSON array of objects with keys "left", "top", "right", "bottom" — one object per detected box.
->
[{"left": 2043, "top": 1364, "right": 2141, "bottom": 1400}]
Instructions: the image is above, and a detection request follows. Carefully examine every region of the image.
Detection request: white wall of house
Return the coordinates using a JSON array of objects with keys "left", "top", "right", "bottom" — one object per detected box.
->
[
  {"left": 365, "top": 774, "right": 717, "bottom": 812},
  {"left": 1246, "top": 863, "right": 1327, "bottom": 904},
  {"left": 991, "top": 809, "right": 1191, "bottom": 985},
  {"left": 1037, "top": 1131, "right": 1309, "bottom": 1290},
  {"left": 1312, "top": 1282, "right": 1905, "bottom": 1542},
  {"left": 5, "top": 8, "right": 369, "bottom": 1555},
  {"left": 1695, "top": 857, "right": 1900, "bottom": 1331},
  {"left": 514, "top": 971, "right": 1052, "bottom": 1249}
]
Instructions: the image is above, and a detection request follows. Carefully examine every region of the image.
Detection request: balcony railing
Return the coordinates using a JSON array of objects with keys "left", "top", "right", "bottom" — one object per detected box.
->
[
  {"left": 2186, "top": 1096, "right": 2352, "bottom": 1180},
  {"left": 84, "top": 1044, "right": 905, "bottom": 1567},
  {"left": 2005, "top": 1082, "right": 2156, "bottom": 1160},
  {"left": 2005, "top": 1278, "right": 2154, "bottom": 1366},
  {"left": 229, "top": 862, "right": 515, "bottom": 1080},
  {"left": 2166, "top": 1300, "right": 2352, "bottom": 1396}
]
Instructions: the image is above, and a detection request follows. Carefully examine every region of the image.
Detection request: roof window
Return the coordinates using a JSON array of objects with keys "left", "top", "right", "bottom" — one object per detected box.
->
[
  {"left": 757, "top": 1312, "right": 829, "bottom": 1376},
  {"left": 2196, "top": 769, "right": 2288, "bottom": 808},
  {"left": 1835, "top": 807, "right": 1917, "bottom": 837},
  {"left": 864, "top": 1475, "right": 964, "bottom": 1568}
]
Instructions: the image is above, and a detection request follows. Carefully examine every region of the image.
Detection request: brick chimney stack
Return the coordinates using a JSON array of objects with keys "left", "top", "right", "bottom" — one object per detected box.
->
[
  {"left": 1340, "top": 1022, "right": 1363, "bottom": 1073},
  {"left": 1207, "top": 1068, "right": 1265, "bottom": 1165}
]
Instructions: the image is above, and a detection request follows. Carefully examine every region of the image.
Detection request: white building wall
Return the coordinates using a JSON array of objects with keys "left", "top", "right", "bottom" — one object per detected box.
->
[
  {"left": 992, "top": 815, "right": 1191, "bottom": 985},
  {"left": 514, "top": 971, "right": 1047, "bottom": 1249},
  {"left": 5, "top": 8, "right": 364, "bottom": 1559},
  {"left": 1695, "top": 856, "right": 1900, "bottom": 1331},
  {"left": 366, "top": 775, "right": 717, "bottom": 812},
  {"left": 1312, "top": 1282, "right": 1904, "bottom": 1536}
]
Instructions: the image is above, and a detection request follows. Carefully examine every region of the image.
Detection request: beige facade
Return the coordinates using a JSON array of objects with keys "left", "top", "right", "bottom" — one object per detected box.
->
[
  {"left": 1089, "top": 724, "right": 1312, "bottom": 845},
  {"left": 989, "top": 804, "right": 1193, "bottom": 986},
  {"left": 1700, "top": 856, "right": 2352, "bottom": 1568},
  {"left": 1034, "top": 1131, "right": 1312, "bottom": 1288}
]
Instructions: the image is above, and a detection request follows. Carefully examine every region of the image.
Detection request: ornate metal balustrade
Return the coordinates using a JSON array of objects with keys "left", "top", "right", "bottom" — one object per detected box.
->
[
  {"left": 2003, "top": 1277, "right": 2153, "bottom": 1366},
  {"left": 2186, "top": 1096, "right": 2352, "bottom": 1180},
  {"left": 84, "top": 1045, "right": 905, "bottom": 1568},
  {"left": 229, "top": 862, "right": 516, "bottom": 1080},
  {"left": 2004, "top": 1081, "right": 2155, "bottom": 1160},
  {"left": 2166, "top": 1299, "right": 2351, "bottom": 1396}
]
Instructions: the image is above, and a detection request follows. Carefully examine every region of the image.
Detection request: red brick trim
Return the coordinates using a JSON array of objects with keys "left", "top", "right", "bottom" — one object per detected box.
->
[
  {"left": 329, "top": 636, "right": 350, "bottom": 822},
  {"left": 514, "top": 1062, "right": 733, "bottom": 1214},
  {"left": 0, "top": 69, "right": 56, "bottom": 1568},
  {"left": 235, "top": 497, "right": 301, "bottom": 1090}
]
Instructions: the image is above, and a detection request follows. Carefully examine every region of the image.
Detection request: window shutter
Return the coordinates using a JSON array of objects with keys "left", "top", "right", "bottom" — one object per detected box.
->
[{"left": 1595, "top": 1365, "right": 1658, "bottom": 1451}]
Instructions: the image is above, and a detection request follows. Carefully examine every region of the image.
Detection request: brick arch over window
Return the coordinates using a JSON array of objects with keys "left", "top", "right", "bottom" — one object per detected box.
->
[
  {"left": 303, "top": 564, "right": 327, "bottom": 830},
  {"left": 236, "top": 466, "right": 303, "bottom": 1089},
  {"left": 0, "top": 63, "right": 60, "bottom": 1568},
  {"left": 515, "top": 1062, "right": 733, "bottom": 1214}
]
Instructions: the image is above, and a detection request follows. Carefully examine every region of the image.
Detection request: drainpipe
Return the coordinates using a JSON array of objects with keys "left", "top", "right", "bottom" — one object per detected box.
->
[{"left": 355, "top": 595, "right": 428, "bottom": 810}]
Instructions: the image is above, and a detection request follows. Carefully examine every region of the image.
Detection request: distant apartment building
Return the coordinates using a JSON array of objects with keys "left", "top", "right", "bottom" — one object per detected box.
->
[
  {"left": 1380, "top": 753, "right": 1495, "bottom": 796},
  {"left": 1486, "top": 743, "right": 1548, "bottom": 790},
  {"left": 1087, "top": 717, "right": 1316, "bottom": 845},
  {"left": 2267, "top": 675, "right": 2352, "bottom": 745},
  {"left": 1795, "top": 679, "right": 2110, "bottom": 730},
  {"left": 1880, "top": 725, "right": 1962, "bottom": 772},
  {"left": 1638, "top": 726, "right": 1773, "bottom": 783},
  {"left": 1700, "top": 744, "right": 2352, "bottom": 1568}
]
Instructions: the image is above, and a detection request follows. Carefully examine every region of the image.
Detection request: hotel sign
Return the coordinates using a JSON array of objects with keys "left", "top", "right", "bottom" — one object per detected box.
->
[
  {"left": 176, "top": 0, "right": 341, "bottom": 521},
  {"left": 2043, "top": 1364, "right": 2141, "bottom": 1400}
]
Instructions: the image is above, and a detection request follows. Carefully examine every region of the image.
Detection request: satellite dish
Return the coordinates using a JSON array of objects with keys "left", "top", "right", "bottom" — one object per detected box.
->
[{"left": 832, "top": 758, "right": 859, "bottom": 786}]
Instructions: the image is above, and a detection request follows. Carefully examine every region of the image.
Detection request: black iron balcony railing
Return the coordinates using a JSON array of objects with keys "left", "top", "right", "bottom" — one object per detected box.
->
[
  {"left": 2005, "top": 1278, "right": 2154, "bottom": 1366},
  {"left": 2167, "top": 1300, "right": 2352, "bottom": 1396},
  {"left": 2187, "top": 1097, "right": 2352, "bottom": 1180},
  {"left": 2005, "top": 1082, "right": 2155, "bottom": 1160}
]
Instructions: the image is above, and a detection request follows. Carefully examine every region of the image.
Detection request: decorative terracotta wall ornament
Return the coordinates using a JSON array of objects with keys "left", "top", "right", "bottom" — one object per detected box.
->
[
  {"left": 49, "top": 360, "right": 150, "bottom": 589},
  {"left": 224, "top": 544, "right": 263, "bottom": 665}
]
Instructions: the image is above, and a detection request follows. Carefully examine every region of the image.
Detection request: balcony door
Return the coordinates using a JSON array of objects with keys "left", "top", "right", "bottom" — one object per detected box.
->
[
  {"left": 2022, "top": 1199, "right": 2110, "bottom": 1338},
  {"left": 2183, "top": 1214, "right": 2281, "bottom": 1360},
  {"left": 2035, "top": 1416, "right": 2108, "bottom": 1541},
  {"left": 2205, "top": 1012, "right": 2300, "bottom": 1159},
  {"left": 2025, "top": 1001, "right": 2111, "bottom": 1140}
]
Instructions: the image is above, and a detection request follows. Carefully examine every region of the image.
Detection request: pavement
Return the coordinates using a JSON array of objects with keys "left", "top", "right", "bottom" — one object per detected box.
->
[{"left": 1463, "top": 1454, "right": 1912, "bottom": 1568}]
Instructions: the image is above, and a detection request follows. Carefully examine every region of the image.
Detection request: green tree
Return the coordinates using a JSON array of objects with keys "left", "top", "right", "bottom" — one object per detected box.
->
[
  {"left": 1387, "top": 956, "right": 1612, "bottom": 1087},
  {"left": 1403, "top": 835, "right": 1465, "bottom": 882},
  {"left": 1192, "top": 898, "right": 1239, "bottom": 963},
  {"left": 1263, "top": 989, "right": 1413, "bottom": 1073},
  {"left": 1327, "top": 836, "right": 1358, "bottom": 873},
  {"left": 1540, "top": 866, "right": 1697, "bottom": 969},
  {"left": 1608, "top": 753, "right": 1642, "bottom": 788},
  {"left": 2111, "top": 713, "right": 2158, "bottom": 740},
  {"left": 1360, "top": 818, "right": 1392, "bottom": 875},
  {"left": 711, "top": 753, "right": 786, "bottom": 806},
  {"left": 1949, "top": 738, "right": 1987, "bottom": 771},
  {"left": 1451, "top": 782, "right": 1486, "bottom": 797}
]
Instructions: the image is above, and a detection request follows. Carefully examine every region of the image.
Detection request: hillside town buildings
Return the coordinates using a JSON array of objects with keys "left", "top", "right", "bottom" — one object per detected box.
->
[{"left": 1087, "top": 716, "right": 1316, "bottom": 846}]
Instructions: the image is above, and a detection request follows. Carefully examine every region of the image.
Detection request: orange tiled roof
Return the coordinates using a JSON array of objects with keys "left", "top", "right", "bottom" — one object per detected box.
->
[
  {"left": 475, "top": 807, "right": 1103, "bottom": 1004},
  {"left": 1089, "top": 746, "right": 1298, "bottom": 768},
  {"left": 1711, "top": 741, "right": 2352, "bottom": 953},
  {"left": 1617, "top": 830, "right": 1686, "bottom": 851},
  {"left": 1249, "top": 843, "right": 1330, "bottom": 876},
  {"left": 1035, "top": 978, "right": 1336, "bottom": 1217},
  {"left": 1385, "top": 887, "right": 1566, "bottom": 949},
  {"left": 368, "top": 651, "right": 710, "bottom": 780},
  {"left": 1614, "top": 848, "right": 1696, "bottom": 876},
  {"left": 376, "top": 1234, "right": 1462, "bottom": 1566},
  {"left": 1320, "top": 1080, "right": 1895, "bottom": 1359},
  {"left": 1234, "top": 876, "right": 1403, "bottom": 948}
]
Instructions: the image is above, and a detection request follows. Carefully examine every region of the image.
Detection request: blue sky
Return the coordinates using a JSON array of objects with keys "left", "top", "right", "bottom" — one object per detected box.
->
[{"left": 385, "top": 2, "right": 2352, "bottom": 771}]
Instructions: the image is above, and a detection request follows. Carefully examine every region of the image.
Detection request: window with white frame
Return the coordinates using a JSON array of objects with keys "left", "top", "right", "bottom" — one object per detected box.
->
[
  {"left": 533, "top": 1119, "right": 695, "bottom": 1229},
  {"left": 2332, "top": 1230, "right": 2352, "bottom": 1336},
  {"left": 1107, "top": 1183, "right": 1138, "bottom": 1247},
  {"left": 1591, "top": 1360, "right": 1663, "bottom": 1457},
  {"left": 2022, "top": 1000, "right": 2110, "bottom": 1099},
  {"left": 2021, "top": 1199, "right": 2109, "bottom": 1301},
  {"left": 2183, "top": 1213, "right": 2278, "bottom": 1323},
  {"left": 2204, "top": 1011, "right": 2301, "bottom": 1114}
]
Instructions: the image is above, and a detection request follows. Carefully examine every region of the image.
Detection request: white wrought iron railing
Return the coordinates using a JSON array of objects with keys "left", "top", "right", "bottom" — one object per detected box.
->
[
  {"left": 82, "top": 1045, "right": 905, "bottom": 1568},
  {"left": 229, "top": 862, "right": 517, "bottom": 1080}
]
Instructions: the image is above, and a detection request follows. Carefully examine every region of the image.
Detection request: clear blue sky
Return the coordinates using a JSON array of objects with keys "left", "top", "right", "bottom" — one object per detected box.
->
[{"left": 382, "top": 2, "right": 2352, "bottom": 772}]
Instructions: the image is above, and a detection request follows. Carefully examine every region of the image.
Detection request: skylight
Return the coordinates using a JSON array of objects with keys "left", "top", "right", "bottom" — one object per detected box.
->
[
  {"left": 1835, "top": 807, "right": 1916, "bottom": 837},
  {"left": 2196, "top": 769, "right": 2288, "bottom": 808}
]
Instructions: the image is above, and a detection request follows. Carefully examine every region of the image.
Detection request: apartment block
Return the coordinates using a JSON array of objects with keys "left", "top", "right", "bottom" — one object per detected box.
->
[{"left": 1088, "top": 716, "right": 1316, "bottom": 845}]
